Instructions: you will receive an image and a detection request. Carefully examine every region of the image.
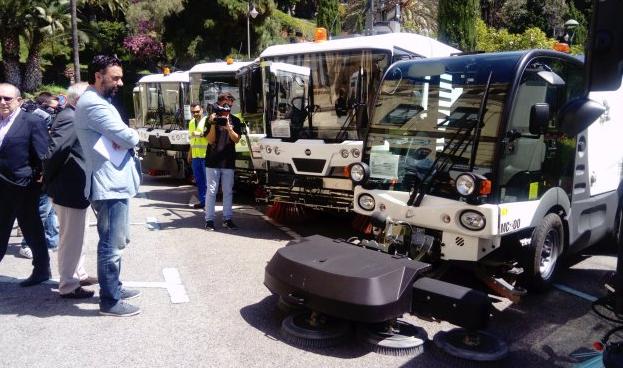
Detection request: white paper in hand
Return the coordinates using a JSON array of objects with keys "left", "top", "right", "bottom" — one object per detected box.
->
[{"left": 93, "top": 135, "right": 127, "bottom": 167}]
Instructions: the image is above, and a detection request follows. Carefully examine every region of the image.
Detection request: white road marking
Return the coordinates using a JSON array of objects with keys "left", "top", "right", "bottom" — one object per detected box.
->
[
  {"left": 145, "top": 217, "right": 160, "bottom": 230},
  {"left": 162, "top": 268, "right": 189, "bottom": 304},
  {"left": 0, "top": 267, "right": 189, "bottom": 304}
]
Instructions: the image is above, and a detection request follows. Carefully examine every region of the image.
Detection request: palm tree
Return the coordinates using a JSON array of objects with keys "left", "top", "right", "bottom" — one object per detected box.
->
[
  {"left": 0, "top": 0, "right": 29, "bottom": 88},
  {"left": 22, "top": 0, "right": 72, "bottom": 92}
]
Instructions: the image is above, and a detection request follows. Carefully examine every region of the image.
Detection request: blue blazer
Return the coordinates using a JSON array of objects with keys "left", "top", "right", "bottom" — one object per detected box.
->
[{"left": 0, "top": 109, "right": 49, "bottom": 187}]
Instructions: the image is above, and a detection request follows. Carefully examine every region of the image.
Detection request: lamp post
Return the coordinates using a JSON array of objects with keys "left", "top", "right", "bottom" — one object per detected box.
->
[
  {"left": 247, "top": 3, "right": 259, "bottom": 59},
  {"left": 563, "top": 19, "right": 579, "bottom": 45}
]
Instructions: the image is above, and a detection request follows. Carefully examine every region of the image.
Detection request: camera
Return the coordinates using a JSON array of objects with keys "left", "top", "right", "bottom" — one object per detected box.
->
[{"left": 215, "top": 117, "right": 228, "bottom": 126}]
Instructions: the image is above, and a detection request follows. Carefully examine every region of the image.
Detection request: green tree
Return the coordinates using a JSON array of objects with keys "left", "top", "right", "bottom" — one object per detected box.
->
[
  {"left": 0, "top": 0, "right": 27, "bottom": 87},
  {"left": 438, "top": 0, "right": 479, "bottom": 51},
  {"left": 22, "top": 0, "right": 72, "bottom": 92},
  {"left": 475, "top": 18, "right": 557, "bottom": 52},
  {"left": 316, "top": 0, "right": 340, "bottom": 36}
]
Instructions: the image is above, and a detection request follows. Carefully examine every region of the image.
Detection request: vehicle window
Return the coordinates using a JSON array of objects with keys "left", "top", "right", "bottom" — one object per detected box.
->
[{"left": 500, "top": 57, "right": 584, "bottom": 203}]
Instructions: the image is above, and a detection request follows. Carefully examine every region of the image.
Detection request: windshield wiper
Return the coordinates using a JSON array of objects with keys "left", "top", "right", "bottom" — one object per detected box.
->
[{"left": 406, "top": 71, "right": 493, "bottom": 207}]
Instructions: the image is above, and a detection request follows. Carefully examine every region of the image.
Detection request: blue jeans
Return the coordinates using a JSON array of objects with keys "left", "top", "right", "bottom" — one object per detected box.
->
[
  {"left": 21, "top": 193, "right": 59, "bottom": 249},
  {"left": 191, "top": 158, "right": 206, "bottom": 205},
  {"left": 205, "top": 168, "right": 234, "bottom": 222},
  {"left": 92, "top": 199, "right": 129, "bottom": 309}
]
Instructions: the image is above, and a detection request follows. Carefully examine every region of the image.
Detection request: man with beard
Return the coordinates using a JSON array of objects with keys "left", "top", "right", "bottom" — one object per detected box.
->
[{"left": 75, "top": 55, "right": 142, "bottom": 317}]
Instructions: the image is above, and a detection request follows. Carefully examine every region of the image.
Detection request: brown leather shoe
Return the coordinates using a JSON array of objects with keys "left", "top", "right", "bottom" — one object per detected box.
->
[
  {"left": 60, "top": 287, "right": 95, "bottom": 299},
  {"left": 80, "top": 276, "right": 98, "bottom": 287}
]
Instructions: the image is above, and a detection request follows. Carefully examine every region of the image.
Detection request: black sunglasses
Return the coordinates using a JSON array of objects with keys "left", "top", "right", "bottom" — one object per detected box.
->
[{"left": 0, "top": 96, "right": 15, "bottom": 102}]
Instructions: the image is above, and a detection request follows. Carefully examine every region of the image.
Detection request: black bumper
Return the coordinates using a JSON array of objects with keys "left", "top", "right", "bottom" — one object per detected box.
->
[{"left": 264, "top": 235, "right": 431, "bottom": 323}]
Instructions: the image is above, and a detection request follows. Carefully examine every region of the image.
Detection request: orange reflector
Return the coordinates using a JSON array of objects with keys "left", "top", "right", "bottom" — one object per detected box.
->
[
  {"left": 343, "top": 166, "right": 350, "bottom": 177},
  {"left": 162, "top": 66, "right": 170, "bottom": 75},
  {"left": 314, "top": 27, "right": 328, "bottom": 42},
  {"left": 226, "top": 57, "right": 234, "bottom": 65},
  {"left": 479, "top": 179, "right": 492, "bottom": 195},
  {"left": 553, "top": 42, "right": 570, "bottom": 53}
]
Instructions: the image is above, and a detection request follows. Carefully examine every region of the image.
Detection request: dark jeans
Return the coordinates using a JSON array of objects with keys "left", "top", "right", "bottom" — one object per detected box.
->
[
  {"left": 0, "top": 180, "right": 50, "bottom": 274},
  {"left": 92, "top": 198, "right": 129, "bottom": 309},
  {"left": 21, "top": 193, "right": 59, "bottom": 249}
]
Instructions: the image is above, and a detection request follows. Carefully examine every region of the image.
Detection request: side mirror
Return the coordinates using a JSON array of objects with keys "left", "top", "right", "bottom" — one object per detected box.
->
[
  {"left": 558, "top": 97, "right": 606, "bottom": 136},
  {"left": 529, "top": 103, "right": 550, "bottom": 135}
]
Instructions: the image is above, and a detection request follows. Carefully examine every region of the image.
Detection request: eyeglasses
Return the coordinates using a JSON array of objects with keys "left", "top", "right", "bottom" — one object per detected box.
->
[
  {"left": 0, "top": 96, "right": 15, "bottom": 102},
  {"left": 191, "top": 110, "right": 202, "bottom": 114}
]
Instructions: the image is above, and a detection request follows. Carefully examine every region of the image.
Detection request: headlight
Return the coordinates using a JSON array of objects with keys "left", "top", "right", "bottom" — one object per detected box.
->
[
  {"left": 456, "top": 174, "right": 476, "bottom": 196},
  {"left": 459, "top": 210, "right": 486, "bottom": 231},
  {"left": 351, "top": 148, "right": 361, "bottom": 158},
  {"left": 358, "top": 194, "right": 375, "bottom": 211},
  {"left": 349, "top": 163, "right": 369, "bottom": 184},
  {"left": 340, "top": 149, "right": 349, "bottom": 158}
]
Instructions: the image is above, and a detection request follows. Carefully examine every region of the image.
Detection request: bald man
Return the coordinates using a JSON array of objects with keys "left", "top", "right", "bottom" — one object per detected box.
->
[{"left": 0, "top": 83, "right": 51, "bottom": 286}]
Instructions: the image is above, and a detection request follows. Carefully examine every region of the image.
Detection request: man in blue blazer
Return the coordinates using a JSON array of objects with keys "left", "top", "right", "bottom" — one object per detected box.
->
[{"left": 0, "top": 83, "right": 51, "bottom": 286}]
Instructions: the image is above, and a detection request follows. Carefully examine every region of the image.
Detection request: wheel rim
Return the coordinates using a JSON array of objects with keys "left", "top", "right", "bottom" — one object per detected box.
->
[{"left": 539, "top": 228, "right": 560, "bottom": 279}]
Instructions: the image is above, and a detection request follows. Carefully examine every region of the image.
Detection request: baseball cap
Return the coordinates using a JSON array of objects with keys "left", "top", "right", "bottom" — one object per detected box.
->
[{"left": 217, "top": 92, "right": 235, "bottom": 102}]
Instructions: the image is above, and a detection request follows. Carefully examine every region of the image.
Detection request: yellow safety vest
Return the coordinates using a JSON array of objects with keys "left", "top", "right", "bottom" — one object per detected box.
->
[{"left": 188, "top": 116, "right": 208, "bottom": 158}]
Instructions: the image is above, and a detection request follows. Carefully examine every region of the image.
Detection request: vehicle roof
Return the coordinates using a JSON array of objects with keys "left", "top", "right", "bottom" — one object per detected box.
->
[
  {"left": 260, "top": 32, "right": 460, "bottom": 58},
  {"left": 188, "top": 61, "right": 252, "bottom": 74},
  {"left": 137, "top": 71, "right": 189, "bottom": 84}
]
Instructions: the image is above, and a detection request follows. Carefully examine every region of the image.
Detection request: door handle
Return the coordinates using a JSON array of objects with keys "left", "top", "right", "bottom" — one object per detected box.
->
[{"left": 590, "top": 171, "right": 597, "bottom": 185}]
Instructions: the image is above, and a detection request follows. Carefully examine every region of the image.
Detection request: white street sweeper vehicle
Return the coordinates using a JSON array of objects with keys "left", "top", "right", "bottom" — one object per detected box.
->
[
  {"left": 347, "top": 49, "right": 622, "bottom": 296},
  {"left": 134, "top": 71, "right": 191, "bottom": 179},
  {"left": 257, "top": 31, "right": 459, "bottom": 211},
  {"left": 263, "top": 49, "right": 621, "bottom": 363},
  {"left": 188, "top": 60, "right": 262, "bottom": 187}
]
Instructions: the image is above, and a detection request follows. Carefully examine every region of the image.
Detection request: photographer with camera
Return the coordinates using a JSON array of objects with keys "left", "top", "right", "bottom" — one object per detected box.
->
[{"left": 203, "top": 92, "right": 241, "bottom": 231}]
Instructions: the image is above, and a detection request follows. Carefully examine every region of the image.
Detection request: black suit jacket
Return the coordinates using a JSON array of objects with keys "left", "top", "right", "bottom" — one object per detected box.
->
[
  {"left": 0, "top": 109, "right": 48, "bottom": 187},
  {"left": 43, "top": 106, "right": 89, "bottom": 209}
]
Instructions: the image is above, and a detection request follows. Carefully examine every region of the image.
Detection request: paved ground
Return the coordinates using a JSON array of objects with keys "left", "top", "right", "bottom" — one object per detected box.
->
[{"left": 0, "top": 177, "right": 620, "bottom": 368}]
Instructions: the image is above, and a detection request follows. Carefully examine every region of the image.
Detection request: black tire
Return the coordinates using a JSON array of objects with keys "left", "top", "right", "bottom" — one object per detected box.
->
[{"left": 520, "top": 213, "right": 564, "bottom": 292}]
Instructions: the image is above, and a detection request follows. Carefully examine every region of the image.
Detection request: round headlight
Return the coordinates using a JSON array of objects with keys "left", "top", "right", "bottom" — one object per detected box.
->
[
  {"left": 456, "top": 174, "right": 476, "bottom": 196},
  {"left": 358, "top": 194, "right": 375, "bottom": 211},
  {"left": 459, "top": 210, "right": 486, "bottom": 231},
  {"left": 340, "top": 149, "right": 349, "bottom": 158},
  {"left": 274, "top": 146, "right": 280, "bottom": 155},
  {"left": 350, "top": 164, "right": 365, "bottom": 182},
  {"left": 351, "top": 148, "right": 361, "bottom": 158}
]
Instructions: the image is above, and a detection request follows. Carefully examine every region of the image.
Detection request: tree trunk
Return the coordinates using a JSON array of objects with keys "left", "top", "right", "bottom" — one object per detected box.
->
[
  {"left": 70, "top": 0, "right": 80, "bottom": 82},
  {"left": 23, "top": 33, "right": 44, "bottom": 93},
  {"left": 0, "top": 34, "right": 22, "bottom": 89}
]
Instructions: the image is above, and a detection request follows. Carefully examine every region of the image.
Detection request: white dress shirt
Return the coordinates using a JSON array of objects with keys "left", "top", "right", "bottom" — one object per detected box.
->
[{"left": 0, "top": 108, "right": 20, "bottom": 149}]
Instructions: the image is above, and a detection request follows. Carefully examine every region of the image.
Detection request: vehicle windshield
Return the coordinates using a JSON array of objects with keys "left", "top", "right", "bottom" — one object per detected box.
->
[
  {"left": 263, "top": 50, "right": 390, "bottom": 142},
  {"left": 238, "top": 63, "right": 264, "bottom": 135},
  {"left": 365, "top": 53, "right": 521, "bottom": 200},
  {"left": 143, "top": 81, "right": 187, "bottom": 128},
  {"left": 190, "top": 72, "right": 241, "bottom": 115}
]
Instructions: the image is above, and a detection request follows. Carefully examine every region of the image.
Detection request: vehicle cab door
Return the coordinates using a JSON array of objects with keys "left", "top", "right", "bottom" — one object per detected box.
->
[{"left": 500, "top": 56, "right": 584, "bottom": 204}]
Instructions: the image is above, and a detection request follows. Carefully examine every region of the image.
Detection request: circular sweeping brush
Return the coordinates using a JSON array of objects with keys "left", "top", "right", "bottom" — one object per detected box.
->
[
  {"left": 433, "top": 328, "right": 509, "bottom": 364},
  {"left": 357, "top": 319, "right": 427, "bottom": 357},
  {"left": 280, "top": 311, "right": 352, "bottom": 348}
]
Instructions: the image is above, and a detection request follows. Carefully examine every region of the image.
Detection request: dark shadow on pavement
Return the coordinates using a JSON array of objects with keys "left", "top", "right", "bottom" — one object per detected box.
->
[
  {"left": 239, "top": 295, "right": 370, "bottom": 359},
  {"left": 0, "top": 278, "right": 99, "bottom": 318}
]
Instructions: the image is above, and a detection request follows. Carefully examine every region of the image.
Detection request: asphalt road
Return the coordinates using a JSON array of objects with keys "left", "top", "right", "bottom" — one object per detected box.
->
[{"left": 0, "top": 177, "right": 620, "bottom": 368}]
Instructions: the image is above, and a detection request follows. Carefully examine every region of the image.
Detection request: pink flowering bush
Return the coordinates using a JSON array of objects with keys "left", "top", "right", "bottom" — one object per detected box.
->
[{"left": 123, "top": 34, "right": 163, "bottom": 59}]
